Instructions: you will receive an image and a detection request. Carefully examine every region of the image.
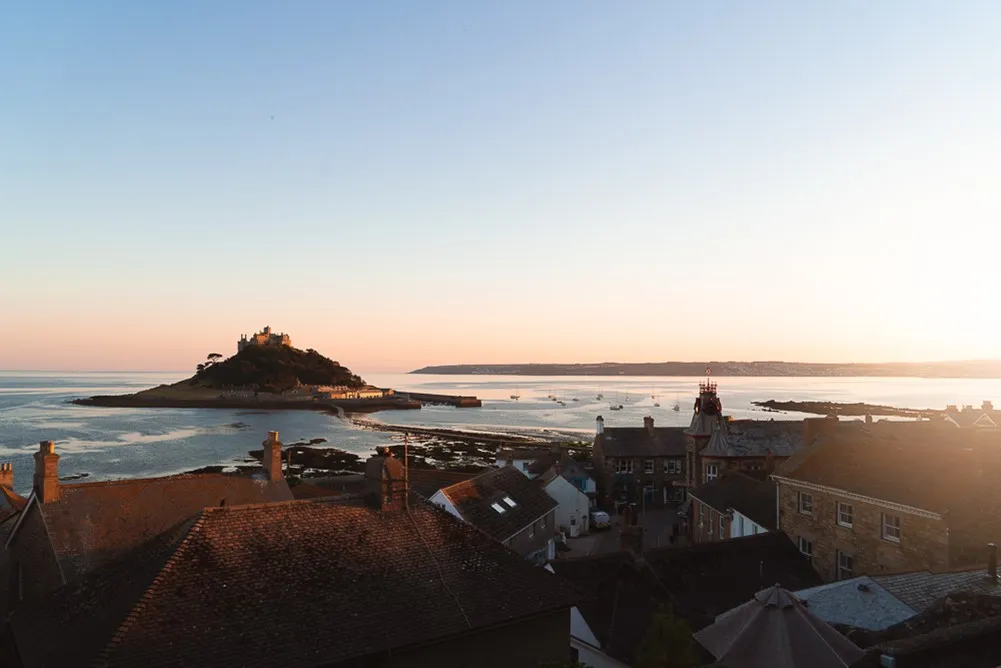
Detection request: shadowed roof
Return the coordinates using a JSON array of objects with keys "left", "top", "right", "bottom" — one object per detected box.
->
[
  {"left": 703, "top": 419, "right": 805, "bottom": 458},
  {"left": 406, "top": 467, "right": 482, "bottom": 498},
  {"left": 11, "top": 498, "right": 581, "bottom": 668},
  {"left": 690, "top": 472, "right": 777, "bottom": 530},
  {"left": 36, "top": 473, "right": 292, "bottom": 580},
  {"left": 438, "top": 466, "right": 558, "bottom": 542},
  {"left": 599, "top": 427, "right": 687, "bottom": 458}
]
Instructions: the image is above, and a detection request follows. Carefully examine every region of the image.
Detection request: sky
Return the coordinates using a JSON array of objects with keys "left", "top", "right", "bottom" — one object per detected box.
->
[{"left": 2, "top": 1, "right": 1000, "bottom": 373}]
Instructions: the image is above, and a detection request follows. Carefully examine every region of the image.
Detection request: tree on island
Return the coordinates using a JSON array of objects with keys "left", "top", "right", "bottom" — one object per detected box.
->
[{"left": 193, "top": 344, "right": 364, "bottom": 392}]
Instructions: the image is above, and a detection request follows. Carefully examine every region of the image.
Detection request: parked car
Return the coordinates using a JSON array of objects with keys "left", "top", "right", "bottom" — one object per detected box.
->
[{"left": 589, "top": 509, "right": 611, "bottom": 530}]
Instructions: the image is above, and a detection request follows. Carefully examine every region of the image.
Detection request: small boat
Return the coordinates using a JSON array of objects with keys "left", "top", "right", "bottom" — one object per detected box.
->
[
  {"left": 572, "top": 397, "right": 579, "bottom": 402},
  {"left": 610, "top": 403, "right": 624, "bottom": 411},
  {"left": 672, "top": 392, "right": 681, "bottom": 412},
  {"left": 558, "top": 401, "right": 567, "bottom": 407},
  {"left": 510, "top": 388, "right": 520, "bottom": 400},
  {"left": 654, "top": 402, "right": 660, "bottom": 407}
]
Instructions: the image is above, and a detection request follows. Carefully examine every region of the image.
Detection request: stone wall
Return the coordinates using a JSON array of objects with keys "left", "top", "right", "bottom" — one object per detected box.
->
[{"left": 777, "top": 482, "right": 950, "bottom": 581}]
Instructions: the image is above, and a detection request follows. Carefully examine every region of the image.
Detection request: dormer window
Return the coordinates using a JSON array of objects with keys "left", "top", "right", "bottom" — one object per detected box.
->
[
  {"left": 491, "top": 503, "right": 506, "bottom": 514},
  {"left": 502, "top": 496, "right": 517, "bottom": 508}
]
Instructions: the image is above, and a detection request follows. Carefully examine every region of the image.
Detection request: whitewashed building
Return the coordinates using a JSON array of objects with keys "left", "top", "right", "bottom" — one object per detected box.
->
[{"left": 541, "top": 472, "right": 590, "bottom": 538}]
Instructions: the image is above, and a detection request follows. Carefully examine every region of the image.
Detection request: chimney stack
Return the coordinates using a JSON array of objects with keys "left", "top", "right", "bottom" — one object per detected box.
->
[
  {"left": 262, "top": 431, "right": 283, "bottom": 482},
  {"left": 33, "top": 441, "right": 60, "bottom": 503},
  {"left": 644, "top": 416, "right": 655, "bottom": 434},
  {"left": 596, "top": 415, "right": 605, "bottom": 435},
  {"left": 989, "top": 543, "right": 998, "bottom": 581},
  {"left": 0, "top": 463, "right": 12, "bottom": 490},
  {"left": 365, "top": 448, "right": 408, "bottom": 511}
]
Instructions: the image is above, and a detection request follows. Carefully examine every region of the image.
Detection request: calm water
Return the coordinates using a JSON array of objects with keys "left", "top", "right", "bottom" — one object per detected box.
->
[{"left": 3, "top": 370, "right": 1001, "bottom": 495}]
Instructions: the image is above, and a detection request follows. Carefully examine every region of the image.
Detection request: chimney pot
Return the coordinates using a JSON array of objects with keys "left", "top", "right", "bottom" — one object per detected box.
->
[{"left": 0, "top": 463, "right": 12, "bottom": 490}]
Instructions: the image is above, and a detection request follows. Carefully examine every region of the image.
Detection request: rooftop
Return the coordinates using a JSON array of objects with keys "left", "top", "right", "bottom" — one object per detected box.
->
[
  {"left": 775, "top": 422, "right": 1001, "bottom": 514},
  {"left": 689, "top": 472, "right": 777, "bottom": 530},
  {"left": 437, "top": 466, "right": 558, "bottom": 542},
  {"left": 795, "top": 577, "right": 918, "bottom": 631},
  {"left": 11, "top": 497, "right": 582, "bottom": 668},
  {"left": 33, "top": 473, "right": 292, "bottom": 580},
  {"left": 702, "top": 419, "right": 805, "bottom": 458},
  {"left": 874, "top": 568, "right": 1001, "bottom": 613},
  {"left": 598, "top": 426, "right": 687, "bottom": 458}
]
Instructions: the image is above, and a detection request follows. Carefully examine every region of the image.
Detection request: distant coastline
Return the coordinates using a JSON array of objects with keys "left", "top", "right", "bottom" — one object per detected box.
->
[{"left": 410, "top": 360, "right": 1001, "bottom": 378}]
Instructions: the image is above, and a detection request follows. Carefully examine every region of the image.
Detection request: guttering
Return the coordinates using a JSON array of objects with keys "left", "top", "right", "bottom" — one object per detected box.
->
[{"left": 771, "top": 475, "right": 943, "bottom": 520}]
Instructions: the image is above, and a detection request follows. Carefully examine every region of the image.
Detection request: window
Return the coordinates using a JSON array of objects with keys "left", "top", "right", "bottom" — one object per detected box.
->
[
  {"left": 490, "top": 503, "right": 506, "bottom": 514},
  {"left": 502, "top": 496, "right": 517, "bottom": 508},
  {"left": 521, "top": 462, "right": 530, "bottom": 471},
  {"left": 529, "top": 522, "right": 536, "bottom": 538},
  {"left": 644, "top": 460, "right": 654, "bottom": 474},
  {"left": 798, "top": 537, "right": 813, "bottom": 563},
  {"left": 666, "top": 460, "right": 681, "bottom": 475},
  {"left": 837, "top": 502, "right": 854, "bottom": 528},
  {"left": 798, "top": 492, "right": 813, "bottom": 514},
  {"left": 719, "top": 514, "right": 726, "bottom": 535},
  {"left": 837, "top": 551, "right": 854, "bottom": 580},
  {"left": 706, "top": 464, "right": 719, "bottom": 481},
  {"left": 882, "top": 514, "right": 901, "bottom": 542},
  {"left": 540, "top": 515, "right": 547, "bottom": 530},
  {"left": 605, "top": 457, "right": 614, "bottom": 469},
  {"left": 615, "top": 459, "right": 634, "bottom": 474},
  {"left": 708, "top": 512, "right": 715, "bottom": 537}
]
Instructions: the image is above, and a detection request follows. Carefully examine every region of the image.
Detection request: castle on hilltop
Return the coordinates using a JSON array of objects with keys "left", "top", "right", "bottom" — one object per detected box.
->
[{"left": 238, "top": 326, "right": 292, "bottom": 353}]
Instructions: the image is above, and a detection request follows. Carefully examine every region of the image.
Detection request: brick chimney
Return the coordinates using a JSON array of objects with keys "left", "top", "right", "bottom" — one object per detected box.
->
[
  {"left": 33, "top": 441, "right": 60, "bottom": 503},
  {"left": 0, "top": 463, "right": 12, "bottom": 490},
  {"left": 989, "top": 543, "right": 997, "bottom": 581},
  {"left": 365, "top": 448, "right": 408, "bottom": 511},
  {"left": 262, "top": 431, "right": 283, "bottom": 482},
  {"left": 644, "top": 416, "right": 655, "bottom": 434},
  {"left": 596, "top": 415, "right": 605, "bottom": 435}
]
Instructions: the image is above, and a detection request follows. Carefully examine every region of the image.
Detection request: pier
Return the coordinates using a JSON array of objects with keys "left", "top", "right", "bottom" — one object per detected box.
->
[{"left": 401, "top": 392, "right": 483, "bottom": 408}]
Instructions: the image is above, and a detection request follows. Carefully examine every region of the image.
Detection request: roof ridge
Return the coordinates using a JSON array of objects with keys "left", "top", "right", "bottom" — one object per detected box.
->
[
  {"left": 91, "top": 512, "right": 209, "bottom": 668},
  {"left": 62, "top": 471, "right": 249, "bottom": 490},
  {"left": 198, "top": 494, "right": 366, "bottom": 514}
]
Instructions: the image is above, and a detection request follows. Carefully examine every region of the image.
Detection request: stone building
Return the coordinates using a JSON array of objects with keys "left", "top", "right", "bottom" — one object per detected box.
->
[
  {"left": 773, "top": 421, "right": 1001, "bottom": 582},
  {"left": 237, "top": 325, "right": 292, "bottom": 353},
  {"left": 592, "top": 415, "right": 687, "bottom": 508},
  {"left": 681, "top": 380, "right": 830, "bottom": 491}
]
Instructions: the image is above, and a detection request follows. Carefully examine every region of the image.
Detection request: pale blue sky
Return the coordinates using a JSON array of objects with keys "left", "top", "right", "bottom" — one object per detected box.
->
[{"left": 2, "top": 1, "right": 1000, "bottom": 371}]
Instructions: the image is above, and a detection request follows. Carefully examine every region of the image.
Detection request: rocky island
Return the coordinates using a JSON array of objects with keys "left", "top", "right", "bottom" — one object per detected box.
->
[{"left": 74, "top": 326, "right": 480, "bottom": 412}]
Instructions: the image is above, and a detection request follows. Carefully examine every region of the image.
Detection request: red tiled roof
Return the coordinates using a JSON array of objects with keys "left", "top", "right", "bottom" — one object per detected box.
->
[
  {"left": 439, "top": 466, "right": 558, "bottom": 542},
  {"left": 11, "top": 498, "right": 581, "bottom": 668},
  {"left": 38, "top": 473, "right": 292, "bottom": 580}
]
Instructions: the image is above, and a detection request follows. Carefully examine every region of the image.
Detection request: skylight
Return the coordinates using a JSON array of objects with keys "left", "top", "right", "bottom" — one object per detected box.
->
[
  {"left": 502, "top": 496, "right": 517, "bottom": 508},
  {"left": 491, "top": 503, "right": 506, "bottom": 514}
]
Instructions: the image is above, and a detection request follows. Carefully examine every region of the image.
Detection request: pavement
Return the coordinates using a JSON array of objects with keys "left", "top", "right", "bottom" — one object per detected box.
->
[{"left": 560, "top": 506, "right": 690, "bottom": 559}]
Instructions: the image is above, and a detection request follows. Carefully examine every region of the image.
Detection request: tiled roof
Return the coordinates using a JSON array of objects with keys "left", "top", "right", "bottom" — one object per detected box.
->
[
  {"left": 439, "top": 466, "right": 557, "bottom": 542},
  {"left": 689, "top": 472, "right": 777, "bottom": 530},
  {"left": 405, "top": 468, "right": 481, "bottom": 498},
  {"left": 702, "top": 419, "right": 804, "bottom": 457},
  {"left": 12, "top": 498, "right": 581, "bottom": 668},
  {"left": 774, "top": 422, "right": 1001, "bottom": 513},
  {"left": 38, "top": 473, "right": 292, "bottom": 580},
  {"left": 873, "top": 569, "right": 1001, "bottom": 613},
  {"left": 794, "top": 577, "right": 917, "bottom": 631},
  {"left": 1, "top": 485, "right": 27, "bottom": 512},
  {"left": 644, "top": 533, "right": 824, "bottom": 629},
  {"left": 599, "top": 427, "right": 687, "bottom": 458},
  {"left": 550, "top": 552, "right": 673, "bottom": 665}
]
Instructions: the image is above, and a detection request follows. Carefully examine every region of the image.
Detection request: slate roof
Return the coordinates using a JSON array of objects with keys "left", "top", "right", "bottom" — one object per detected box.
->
[
  {"left": 36, "top": 473, "right": 292, "bottom": 580},
  {"left": 438, "top": 466, "right": 558, "bottom": 542},
  {"left": 644, "top": 532, "right": 824, "bottom": 630},
  {"left": 774, "top": 422, "right": 1001, "bottom": 514},
  {"left": 405, "top": 468, "right": 481, "bottom": 498},
  {"left": 598, "top": 427, "right": 687, "bottom": 458},
  {"left": 11, "top": 498, "right": 582, "bottom": 668},
  {"left": 874, "top": 569, "right": 1001, "bottom": 612},
  {"left": 702, "top": 419, "right": 805, "bottom": 457},
  {"left": 550, "top": 552, "right": 673, "bottom": 665},
  {"left": 795, "top": 577, "right": 918, "bottom": 631},
  {"left": 689, "top": 472, "right": 777, "bottom": 530}
]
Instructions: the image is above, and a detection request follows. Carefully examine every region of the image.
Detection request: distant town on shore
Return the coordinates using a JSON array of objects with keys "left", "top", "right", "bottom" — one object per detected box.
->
[{"left": 412, "top": 359, "right": 1001, "bottom": 378}]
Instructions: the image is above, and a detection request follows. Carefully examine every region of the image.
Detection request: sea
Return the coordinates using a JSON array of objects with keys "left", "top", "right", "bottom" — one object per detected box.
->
[{"left": 3, "top": 370, "right": 1001, "bottom": 495}]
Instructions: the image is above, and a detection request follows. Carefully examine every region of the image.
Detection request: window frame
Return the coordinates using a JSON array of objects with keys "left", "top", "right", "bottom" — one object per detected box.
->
[
  {"left": 615, "top": 458, "right": 634, "bottom": 474},
  {"left": 798, "top": 492, "right": 814, "bottom": 515},
  {"left": 837, "top": 502, "right": 854, "bottom": 529},
  {"left": 706, "top": 463, "right": 719, "bottom": 481},
  {"left": 798, "top": 536, "right": 813, "bottom": 562},
  {"left": 666, "top": 459, "right": 681, "bottom": 475},
  {"left": 644, "top": 459, "right": 655, "bottom": 474},
  {"left": 719, "top": 514, "right": 726, "bottom": 535},
  {"left": 882, "top": 513, "right": 901, "bottom": 543},
  {"left": 837, "top": 551, "right": 854, "bottom": 580}
]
